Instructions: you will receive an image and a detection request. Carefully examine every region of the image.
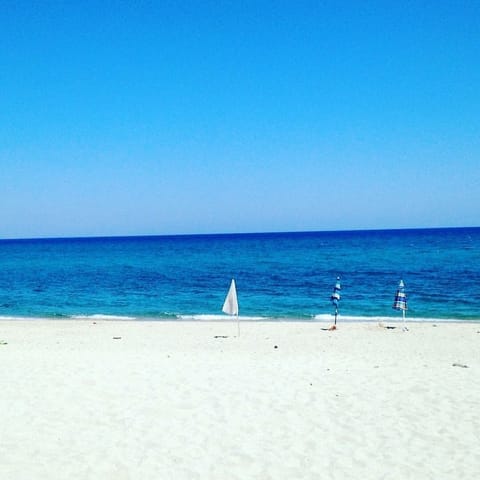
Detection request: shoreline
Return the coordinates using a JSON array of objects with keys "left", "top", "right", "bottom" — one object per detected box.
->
[{"left": 1, "top": 315, "right": 480, "bottom": 323}]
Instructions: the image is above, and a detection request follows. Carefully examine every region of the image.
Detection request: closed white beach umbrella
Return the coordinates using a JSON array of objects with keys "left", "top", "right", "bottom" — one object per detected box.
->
[{"left": 222, "top": 278, "right": 240, "bottom": 336}]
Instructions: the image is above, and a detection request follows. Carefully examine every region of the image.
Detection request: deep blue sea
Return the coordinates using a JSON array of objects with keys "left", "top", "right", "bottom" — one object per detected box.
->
[{"left": 1, "top": 228, "right": 479, "bottom": 322}]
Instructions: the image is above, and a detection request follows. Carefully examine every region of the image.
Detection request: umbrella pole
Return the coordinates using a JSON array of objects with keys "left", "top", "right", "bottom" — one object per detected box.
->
[
  {"left": 237, "top": 314, "right": 240, "bottom": 337},
  {"left": 402, "top": 309, "right": 408, "bottom": 331},
  {"left": 334, "top": 306, "right": 338, "bottom": 325}
]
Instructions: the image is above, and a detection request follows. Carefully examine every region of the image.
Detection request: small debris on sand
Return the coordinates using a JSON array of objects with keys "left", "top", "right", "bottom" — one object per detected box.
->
[{"left": 452, "top": 363, "right": 468, "bottom": 368}]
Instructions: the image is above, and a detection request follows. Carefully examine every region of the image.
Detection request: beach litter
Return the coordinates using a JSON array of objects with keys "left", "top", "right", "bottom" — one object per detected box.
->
[{"left": 452, "top": 363, "right": 468, "bottom": 368}]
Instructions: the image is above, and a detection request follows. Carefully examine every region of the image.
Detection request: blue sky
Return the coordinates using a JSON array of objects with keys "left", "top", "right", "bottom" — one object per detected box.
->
[{"left": 1, "top": 1, "right": 479, "bottom": 238}]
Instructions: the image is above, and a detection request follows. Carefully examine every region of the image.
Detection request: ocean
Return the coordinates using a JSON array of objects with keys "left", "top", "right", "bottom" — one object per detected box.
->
[{"left": 1, "top": 228, "right": 479, "bottom": 322}]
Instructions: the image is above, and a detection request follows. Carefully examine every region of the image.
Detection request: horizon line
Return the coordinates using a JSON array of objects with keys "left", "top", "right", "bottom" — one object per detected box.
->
[{"left": 2, "top": 225, "right": 479, "bottom": 242}]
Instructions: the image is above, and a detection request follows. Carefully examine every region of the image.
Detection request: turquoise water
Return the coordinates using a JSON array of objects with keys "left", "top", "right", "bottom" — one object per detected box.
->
[{"left": 0, "top": 228, "right": 479, "bottom": 321}]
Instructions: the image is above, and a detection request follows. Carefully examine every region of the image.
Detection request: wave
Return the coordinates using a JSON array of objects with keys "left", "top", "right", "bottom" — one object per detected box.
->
[
  {"left": 0, "top": 314, "right": 138, "bottom": 321},
  {"left": 313, "top": 314, "right": 473, "bottom": 323},
  {"left": 179, "top": 313, "right": 477, "bottom": 323},
  {"left": 70, "top": 314, "right": 138, "bottom": 321},
  {"left": 0, "top": 316, "right": 48, "bottom": 321},
  {"left": 0, "top": 314, "right": 478, "bottom": 323},
  {"left": 177, "top": 314, "right": 266, "bottom": 321}
]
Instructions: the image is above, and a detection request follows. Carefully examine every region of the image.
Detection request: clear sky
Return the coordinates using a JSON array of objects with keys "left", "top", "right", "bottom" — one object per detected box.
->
[{"left": 1, "top": 1, "right": 479, "bottom": 238}]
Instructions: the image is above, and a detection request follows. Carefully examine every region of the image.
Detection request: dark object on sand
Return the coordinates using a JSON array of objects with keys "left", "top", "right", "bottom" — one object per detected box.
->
[{"left": 452, "top": 363, "right": 468, "bottom": 368}]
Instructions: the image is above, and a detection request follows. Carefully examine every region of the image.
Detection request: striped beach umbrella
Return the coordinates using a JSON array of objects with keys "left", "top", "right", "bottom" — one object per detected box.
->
[
  {"left": 393, "top": 279, "right": 408, "bottom": 330},
  {"left": 330, "top": 277, "right": 341, "bottom": 326}
]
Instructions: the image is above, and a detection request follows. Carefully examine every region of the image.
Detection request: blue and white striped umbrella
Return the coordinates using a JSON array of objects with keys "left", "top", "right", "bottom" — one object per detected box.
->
[
  {"left": 330, "top": 277, "right": 341, "bottom": 325},
  {"left": 393, "top": 279, "right": 408, "bottom": 330}
]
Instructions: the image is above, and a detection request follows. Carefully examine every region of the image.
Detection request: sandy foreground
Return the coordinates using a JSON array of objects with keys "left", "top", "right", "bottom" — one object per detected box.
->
[{"left": 0, "top": 320, "right": 479, "bottom": 480}]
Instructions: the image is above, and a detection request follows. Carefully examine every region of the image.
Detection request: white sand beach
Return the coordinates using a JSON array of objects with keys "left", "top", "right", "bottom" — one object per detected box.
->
[{"left": 0, "top": 320, "right": 479, "bottom": 480}]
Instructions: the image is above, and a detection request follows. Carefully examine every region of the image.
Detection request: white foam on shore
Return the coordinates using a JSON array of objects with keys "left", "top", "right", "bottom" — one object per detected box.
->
[
  {"left": 178, "top": 314, "right": 266, "bottom": 321},
  {"left": 0, "top": 316, "right": 45, "bottom": 321},
  {"left": 0, "top": 314, "right": 477, "bottom": 323},
  {"left": 71, "top": 314, "right": 138, "bottom": 321},
  {"left": 313, "top": 314, "right": 473, "bottom": 323}
]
